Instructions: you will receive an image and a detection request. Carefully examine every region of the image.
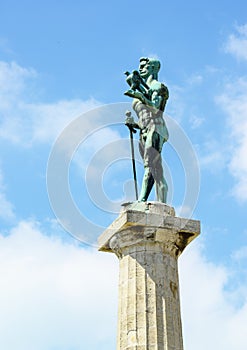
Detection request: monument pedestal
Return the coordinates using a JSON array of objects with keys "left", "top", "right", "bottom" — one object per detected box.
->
[{"left": 98, "top": 202, "right": 200, "bottom": 350}]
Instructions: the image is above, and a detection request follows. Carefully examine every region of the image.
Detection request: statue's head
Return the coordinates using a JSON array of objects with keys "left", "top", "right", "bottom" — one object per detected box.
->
[{"left": 139, "top": 57, "right": 161, "bottom": 80}]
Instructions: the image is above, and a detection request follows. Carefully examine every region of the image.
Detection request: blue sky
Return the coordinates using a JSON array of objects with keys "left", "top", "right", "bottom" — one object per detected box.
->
[{"left": 1, "top": 1, "right": 247, "bottom": 349}]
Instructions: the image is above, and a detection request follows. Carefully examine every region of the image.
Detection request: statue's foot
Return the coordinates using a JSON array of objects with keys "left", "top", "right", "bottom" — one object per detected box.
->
[{"left": 138, "top": 198, "right": 147, "bottom": 202}]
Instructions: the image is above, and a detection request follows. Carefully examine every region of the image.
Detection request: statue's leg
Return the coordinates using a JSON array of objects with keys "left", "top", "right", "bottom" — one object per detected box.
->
[
  {"left": 155, "top": 164, "right": 168, "bottom": 203},
  {"left": 138, "top": 167, "right": 154, "bottom": 201},
  {"left": 138, "top": 130, "right": 168, "bottom": 203},
  {"left": 152, "top": 132, "right": 168, "bottom": 203},
  {"left": 138, "top": 133, "right": 155, "bottom": 202}
]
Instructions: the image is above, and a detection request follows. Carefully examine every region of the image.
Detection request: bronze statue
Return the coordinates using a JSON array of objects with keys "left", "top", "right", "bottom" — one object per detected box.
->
[{"left": 124, "top": 57, "right": 169, "bottom": 203}]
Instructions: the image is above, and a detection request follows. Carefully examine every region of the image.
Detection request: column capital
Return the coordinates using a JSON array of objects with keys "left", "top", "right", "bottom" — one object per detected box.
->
[{"left": 98, "top": 202, "right": 200, "bottom": 258}]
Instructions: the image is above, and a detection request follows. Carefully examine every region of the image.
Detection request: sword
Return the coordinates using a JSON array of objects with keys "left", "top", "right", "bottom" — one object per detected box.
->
[{"left": 125, "top": 111, "right": 138, "bottom": 200}]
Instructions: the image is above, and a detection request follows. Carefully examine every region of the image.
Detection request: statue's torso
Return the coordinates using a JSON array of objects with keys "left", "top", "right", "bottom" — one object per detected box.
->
[{"left": 132, "top": 79, "right": 169, "bottom": 142}]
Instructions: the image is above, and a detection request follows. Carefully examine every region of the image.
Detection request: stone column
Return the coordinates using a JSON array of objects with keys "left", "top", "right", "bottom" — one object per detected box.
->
[{"left": 98, "top": 202, "right": 200, "bottom": 350}]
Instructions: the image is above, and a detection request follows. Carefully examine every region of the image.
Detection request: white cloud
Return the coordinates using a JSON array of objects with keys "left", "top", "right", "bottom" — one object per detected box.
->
[
  {"left": 216, "top": 78, "right": 247, "bottom": 201},
  {"left": 196, "top": 138, "right": 228, "bottom": 175},
  {"left": 187, "top": 73, "right": 203, "bottom": 86},
  {"left": 0, "top": 191, "right": 14, "bottom": 220},
  {"left": 232, "top": 245, "right": 247, "bottom": 261},
  {"left": 0, "top": 220, "right": 118, "bottom": 350},
  {"left": 0, "top": 37, "right": 13, "bottom": 55},
  {"left": 0, "top": 169, "right": 15, "bottom": 221},
  {"left": 167, "top": 85, "right": 186, "bottom": 122},
  {"left": 1, "top": 221, "right": 247, "bottom": 350},
  {"left": 0, "top": 61, "right": 36, "bottom": 101},
  {"left": 0, "top": 96, "right": 100, "bottom": 146},
  {"left": 189, "top": 114, "right": 205, "bottom": 129},
  {"left": 73, "top": 127, "right": 125, "bottom": 171},
  {"left": 180, "top": 242, "right": 247, "bottom": 350},
  {"left": 73, "top": 130, "right": 132, "bottom": 213},
  {"left": 0, "top": 61, "right": 100, "bottom": 146},
  {"left": 25, "top": 98, "right": 100, "bottom": 144},
  {"left": 225, "top": 24, "right": 247, "bottom": 61}
]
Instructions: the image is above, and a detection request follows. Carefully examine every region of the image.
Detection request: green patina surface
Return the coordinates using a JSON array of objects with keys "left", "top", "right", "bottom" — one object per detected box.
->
[{"left": 125, "top": 57, "right": 169, "bottom": 203}]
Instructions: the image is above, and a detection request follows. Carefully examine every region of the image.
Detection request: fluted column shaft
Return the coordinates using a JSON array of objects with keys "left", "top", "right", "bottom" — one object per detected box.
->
[{"left": 115, "top": 241, "right": 183, "bottom": 350}]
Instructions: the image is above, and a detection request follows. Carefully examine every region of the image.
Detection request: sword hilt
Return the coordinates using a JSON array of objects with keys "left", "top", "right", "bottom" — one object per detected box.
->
[{"left": 125, "top": 110, "right": 137, "bottom": 133}]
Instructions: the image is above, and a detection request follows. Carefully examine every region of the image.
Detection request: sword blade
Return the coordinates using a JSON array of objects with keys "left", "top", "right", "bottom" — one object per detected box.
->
[{"left": 129, "top": 129, "right": 138, "bottom": 200}]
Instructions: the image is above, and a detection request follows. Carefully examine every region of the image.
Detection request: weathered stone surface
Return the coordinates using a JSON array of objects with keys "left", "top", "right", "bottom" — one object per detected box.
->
[
  {"left": 98, "top": 202, "right": 200, "bottom": 257},
  {"left": 98, "top": 202, "right": 200, "bottom": 350}
]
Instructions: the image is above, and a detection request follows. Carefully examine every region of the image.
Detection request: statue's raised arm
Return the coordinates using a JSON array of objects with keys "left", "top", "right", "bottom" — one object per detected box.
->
[{"left": 124, "top": 57, "right": 169, "bottom": 203}]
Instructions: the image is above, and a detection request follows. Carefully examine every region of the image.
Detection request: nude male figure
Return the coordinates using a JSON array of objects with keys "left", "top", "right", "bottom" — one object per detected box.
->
[{"left": 125, "top": 57, "right": 169, "bottom": 203}]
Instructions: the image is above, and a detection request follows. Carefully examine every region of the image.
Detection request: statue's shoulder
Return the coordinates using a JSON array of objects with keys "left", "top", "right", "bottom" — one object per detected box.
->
[{"left": 150, "top": 80, "right": 169, "bottom": 99}]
